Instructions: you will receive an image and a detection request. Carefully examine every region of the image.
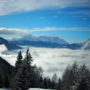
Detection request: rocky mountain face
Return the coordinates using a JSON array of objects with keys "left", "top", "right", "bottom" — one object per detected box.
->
[{"left": 0, "top": 37, "right": 21, "bottom": 50}]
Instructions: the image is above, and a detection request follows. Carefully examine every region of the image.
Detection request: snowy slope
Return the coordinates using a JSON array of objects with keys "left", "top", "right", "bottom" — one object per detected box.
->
[
  {"left": 0, "top": 44, "right": 7, "bottom": 52},
  {"left": 0, "top": 88, "right": 54, "bottom": 90},
  {"left": 29, "top": 88, "right": 54, "bottom": 90},
  {"left": 82, "top": 39, "right": 90, "bottom": 50}
]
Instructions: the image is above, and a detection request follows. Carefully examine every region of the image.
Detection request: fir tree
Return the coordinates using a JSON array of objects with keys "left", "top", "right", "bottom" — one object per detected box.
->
[
  {"left": 57, "top": 78, "right": 62, "bottom": 90},
  {"left": 24, "top": 49, "right": 33, "bottom": 65},
  {"left": 0, "top": 75, "right": 3, "bottom": 88},
  {"left": 15, "top": 51, "right": 23, "bottom": 70},
  {"left": 9, "top": 50, "right": 31, "bottom": 90},
  {"left": 77, "top": 77, "right": 89, "bottom": 90}
]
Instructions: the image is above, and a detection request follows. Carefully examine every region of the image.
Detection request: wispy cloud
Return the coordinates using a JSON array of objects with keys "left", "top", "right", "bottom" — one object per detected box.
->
[
  {"left": 0, "top": 27, "right": 28, "bottom": 35},
  {"left": 0, "top": 27, "right": 90, "bottom": 36},
  {"left": 0, "top": 0, "right": 89, "bottom": 15},
  {"left": 69, "top": 10, "right": 90, "bottom": 17},
  {"left": 31, "top": 27, "right": 90, "bottom": 31}
]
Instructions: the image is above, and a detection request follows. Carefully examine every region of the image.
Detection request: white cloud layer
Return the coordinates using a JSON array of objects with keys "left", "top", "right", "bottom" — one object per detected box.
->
[
  {"left": 0, "top": 27, "right": 90, "bottom": 38},
  {"left": 31, "top": 27, "right": 90, "bottom": 31},
  {"left": 0, "top": 27, "right": 28, "bottom": 35},
  {"left": 0, "top": 0, "right": 89, "bottom": 15},
  {"left": 0, "top": 47, "right": 90, "bottom": 77}
]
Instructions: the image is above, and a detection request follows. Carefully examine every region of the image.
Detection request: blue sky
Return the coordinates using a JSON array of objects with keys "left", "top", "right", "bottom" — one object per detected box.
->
[{"left": 0, "top": 0, "right": 90, "bottom": 43}]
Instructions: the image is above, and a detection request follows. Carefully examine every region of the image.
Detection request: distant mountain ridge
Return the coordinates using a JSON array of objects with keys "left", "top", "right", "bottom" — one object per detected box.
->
[
  {"left": 21, "top": 34, "right": 69, "bottom": 45},
  {"left": 1, "top": 36, "right": 89, "bottom": 50},
  {"left": 10, "top": 34, "right": 83, "bottom": 49},
  {"left": 0, "top": 37, "right": 21, "bottom": 50}
]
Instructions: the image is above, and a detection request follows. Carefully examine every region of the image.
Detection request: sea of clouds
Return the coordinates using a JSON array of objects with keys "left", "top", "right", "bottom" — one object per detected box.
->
[{"left": 0, "top": 46, "right": 90, "bottom": 78}]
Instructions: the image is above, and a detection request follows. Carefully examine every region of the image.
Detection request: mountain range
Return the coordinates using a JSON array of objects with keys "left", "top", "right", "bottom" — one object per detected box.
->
[
  {"left": 10, "top": 34, "right": 83, "bottom": 49},
  {"left": 0, "top": 35, "right": 90, "bottom": 50}
]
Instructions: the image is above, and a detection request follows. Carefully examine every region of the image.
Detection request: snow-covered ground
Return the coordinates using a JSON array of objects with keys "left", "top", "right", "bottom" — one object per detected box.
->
[
  {"left": 29, "top": 88, "right": 54, "bottom": 90},
  {"left": 0, "top": 88, "right": 54, "bottom": 90},
  {"left": 0, "top": 47, "right": 90, "bottom": 77}
]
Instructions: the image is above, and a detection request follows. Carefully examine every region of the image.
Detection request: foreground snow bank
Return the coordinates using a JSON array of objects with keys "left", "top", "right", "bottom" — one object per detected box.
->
[
  {"left": 0, "top": 88, "right": 54, "bottom": 90},
  {"left": 29, "top": 88, "right": 54, "bottom": 90}
]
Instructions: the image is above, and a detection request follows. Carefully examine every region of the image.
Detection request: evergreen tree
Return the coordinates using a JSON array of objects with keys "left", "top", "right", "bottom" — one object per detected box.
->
[
  {"left": 24, "top": 49, "right": 33, "bottom": 87},
  {"left": 61, "top": 62, "right": 79, "bottom": 90},
  {"left": 0, "top": 75, "right": 3, "bottom": 88},
  {"left": 52, "top": 73, "right": 58, "bottom": 84},
  {"left": 61, "top": 65, "right": 72, "bottom": 90},
  {"left": 43, "top": 77, "right": 48, "bottom": 89},
  {"left": 51, "top": 73, "right": 58, "bottom": 89},
  {"left": 78, "top": 64, "right": 90, "bottom": 90},
  {"left": 24, "top": 49, "right": 33, "bottom": 65},
  {"left": 10, "top": 51, "right": 23, "bottom": 82},
  {"left": 77, "top": 77, "right": 89, "bottom": 90},
  {"left": 57, "top": 78, "right": 62, "bottom": 90},
  {"left": 9, "top": 50, "right": 32, "bottom": 90},
  {"left": 15, "top": 51, "right": 23, "bottom": 69},
  {"left": 10, "top": 62, "right": 30, "bottom": 90}
]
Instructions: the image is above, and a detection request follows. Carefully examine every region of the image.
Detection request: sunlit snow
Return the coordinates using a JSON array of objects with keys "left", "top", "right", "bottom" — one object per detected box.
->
[{"left": 0, "top": 44, "right": 7, "bottom": 53}]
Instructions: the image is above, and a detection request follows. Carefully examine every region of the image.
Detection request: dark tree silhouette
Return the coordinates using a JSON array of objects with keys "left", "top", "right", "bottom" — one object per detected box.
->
[
  {"left": 9, "top": 49, "right": 32, "bottom": 90},
  {"left": 77, "top": 77, "right": 89, "bottom": 90},
  {"left": 15, "top": 51, "right": 23, "bottom": 70},
  {"left": 57, "top": 78, "right": 62, "bottom": 90}
]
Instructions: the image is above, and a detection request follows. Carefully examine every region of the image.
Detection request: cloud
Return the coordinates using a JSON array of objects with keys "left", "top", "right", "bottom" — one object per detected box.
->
[
  {"left": 68, "top": 10, "right": 90, "bottom": 17},
  {"left": 0, "top": 0, "right": 89, "bottom": 15},
  {"left": 31, "top": 27, "right": 90, "bottom": 31},
  {"left": 0, "top": 27, "right": 89, "bottom": 36},
  {"left": 0, "top": 27, "right": 28, "bottom": 35},
  {"left": 0, "top": 27, "right": 90, "bottom": 37},
  {"left": 1, "top": 47, "right": 90, "bottom": 77}
]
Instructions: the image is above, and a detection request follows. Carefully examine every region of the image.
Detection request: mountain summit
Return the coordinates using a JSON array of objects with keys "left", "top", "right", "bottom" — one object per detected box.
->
[
  {"left": 82, "top": 39, "right": 90, "bottom": 50},
  {"left": 11, "top": 34, "right": 70, "bottom": 48}
]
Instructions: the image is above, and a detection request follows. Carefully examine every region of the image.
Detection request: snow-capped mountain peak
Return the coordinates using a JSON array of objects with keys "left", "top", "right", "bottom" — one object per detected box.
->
[
  {"left": 82, "top": 39, "right": 90, "bottom": 50},
  {"left": 20, "top": 34, "right": 69, "bottom": 45}
]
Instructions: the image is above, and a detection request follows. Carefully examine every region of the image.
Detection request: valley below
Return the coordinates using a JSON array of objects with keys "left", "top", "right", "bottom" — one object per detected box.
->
[{"left": 0, "top": 46, "right": 90, "bottom": 77}]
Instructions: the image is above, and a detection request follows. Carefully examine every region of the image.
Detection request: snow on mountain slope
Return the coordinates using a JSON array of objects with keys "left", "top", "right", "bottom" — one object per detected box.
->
[
  {"left": 0, "top": 44, "right": 7, "bottom": 52},
  {"left": 13, "top": 34, "right": 69, "bottom": 45},
  {"left": 82, "top": 39, "right": 90, "bottom": 50},
  {"left": 0, "top": 37, "right": 21, "bottom": 50}
]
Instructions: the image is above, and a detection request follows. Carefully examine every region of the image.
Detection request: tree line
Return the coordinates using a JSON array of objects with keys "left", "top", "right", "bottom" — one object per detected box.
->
[
  {"left": 57, "top": 62, "right": 90, "bottom": 90},
  {"left": 0, "top": 49, "right": 90, "bottom": 90},
  {"left": 9, "top": 49, "right": 58, "bottom": 90}
]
